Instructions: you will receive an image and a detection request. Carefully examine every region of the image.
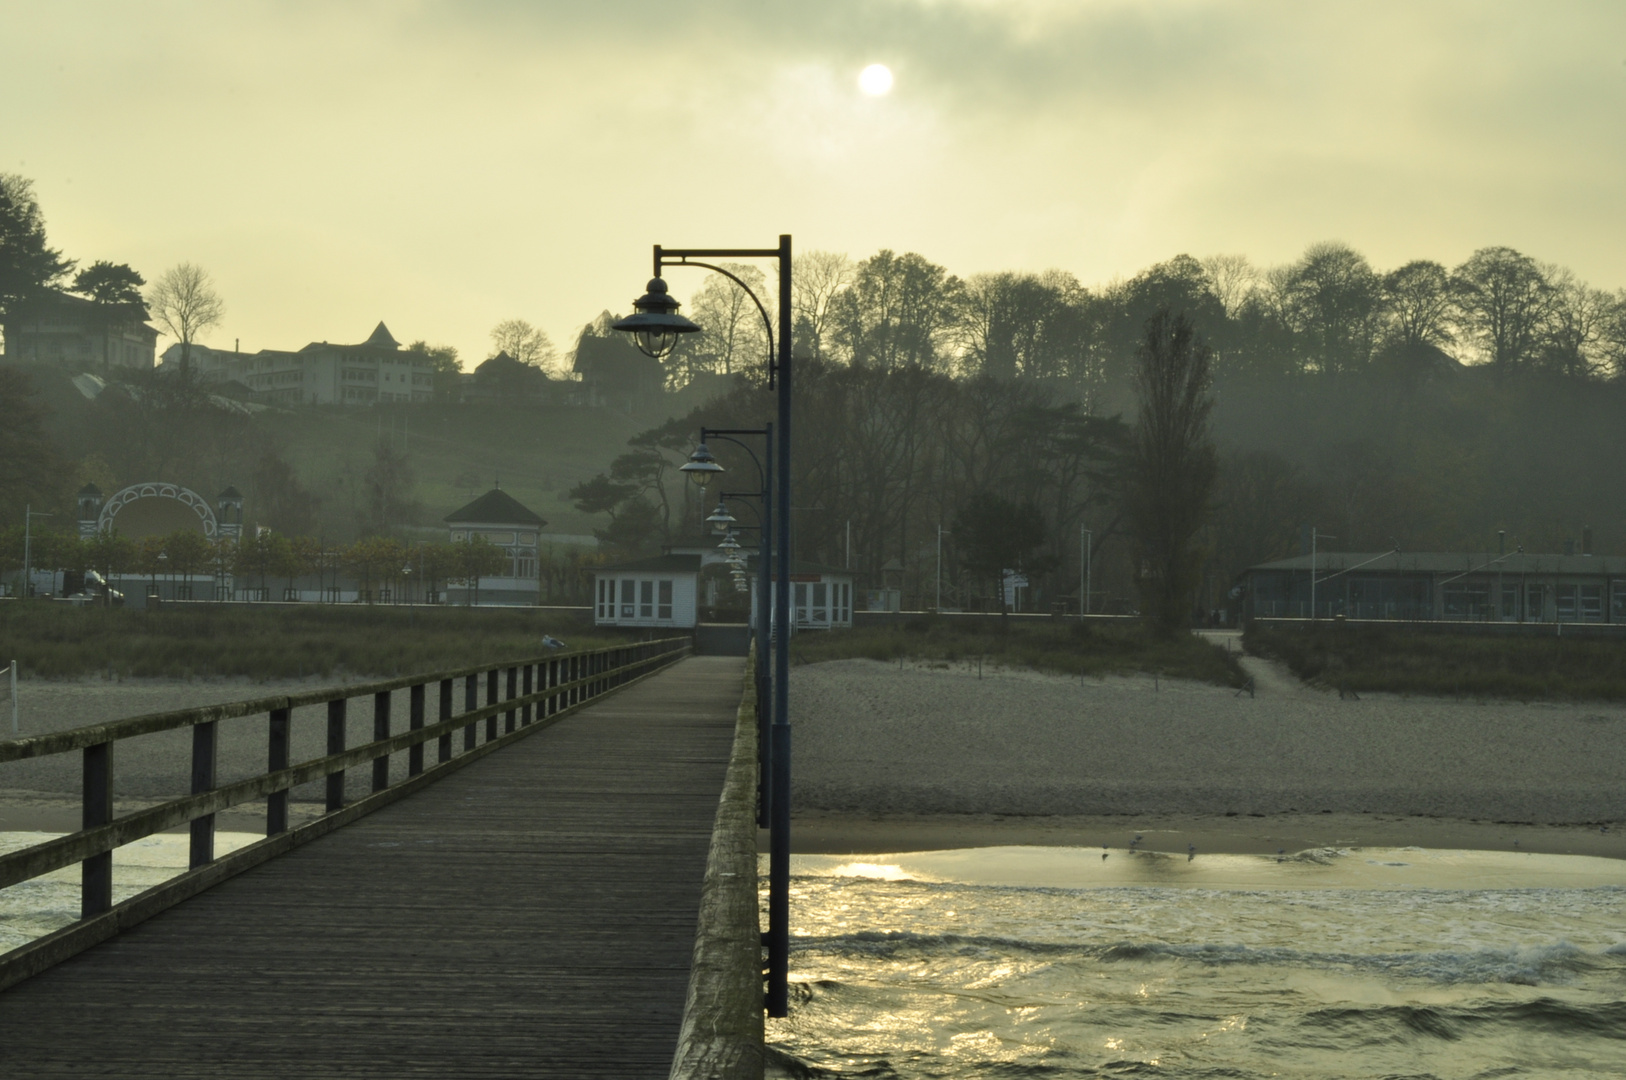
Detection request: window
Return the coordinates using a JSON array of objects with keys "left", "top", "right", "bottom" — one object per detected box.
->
[
  {"left": 812, "top": 582, "right": 828, "bottom": 622},
  {"left": 620, "top": 579, "right": 636, "bottom": 618},
  {"left": 1526, "top": 585, "right": 1543, "bottom": 621},
  {"left": 1556, "top": 584, "right": 1577, "bottom": 621},
  {"left": 640, "top": 580, "right": 654, "bottom": 618},
  {"left": 658, "top": 579, "right": 673, "bottom": 620},
  {"left": 794, "top": 582, "right": 808, "bottom": 624},
  {"left": 1501, "top": 585, "right": 1518, "bottom": 620},
  {"left": 1613, "top": 581, "right": 1626, "bottom": 622},
  {"left": 597, "top": 578, "right": 609, "bottom": 619},
  {"left": 1581, "top": 585, "right": 1603, "bottom": 622}
]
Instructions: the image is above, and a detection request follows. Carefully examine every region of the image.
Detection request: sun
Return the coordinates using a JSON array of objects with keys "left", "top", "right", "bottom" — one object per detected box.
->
[{"left": 858, "top": 64, "right": 894, "bottom": 96}]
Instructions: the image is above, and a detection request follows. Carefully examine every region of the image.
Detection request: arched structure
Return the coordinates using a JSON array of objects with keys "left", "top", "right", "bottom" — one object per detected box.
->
[{"left": 97, "top": 482, "right": 221, "bottom": 540}]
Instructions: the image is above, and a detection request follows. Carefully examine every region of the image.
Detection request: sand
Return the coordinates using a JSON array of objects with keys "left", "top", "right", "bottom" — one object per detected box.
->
[
  {"left": 0, "top": 675, "right": 394, "bottom": 833},
  {"left": 782, "top": 655, "right": 1626, "bottom": 858}
]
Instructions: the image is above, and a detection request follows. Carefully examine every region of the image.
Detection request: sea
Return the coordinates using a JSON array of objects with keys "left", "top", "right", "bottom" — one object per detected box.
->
[{"left": 765, "top": 847, "right": 1626, "bottom": 1079}]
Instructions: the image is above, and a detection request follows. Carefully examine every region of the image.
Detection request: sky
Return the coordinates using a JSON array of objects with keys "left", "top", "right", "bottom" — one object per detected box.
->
[{"left": 4, "top": 0, "right": 1624, "bottom": 367}]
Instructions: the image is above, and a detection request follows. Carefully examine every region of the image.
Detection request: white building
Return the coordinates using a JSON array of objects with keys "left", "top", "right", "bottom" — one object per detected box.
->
[
  {"left": 593, "top": 554, "right": 701, "bottom": 629},
  {"left": 161, "top": 323, "right": 434, "bottom": 405},
  {"left": 751, "top": 562, "right": 855, "bottom": 630},
  {"left": 444, "top": 487, "right": 546, "bottom": 606}
]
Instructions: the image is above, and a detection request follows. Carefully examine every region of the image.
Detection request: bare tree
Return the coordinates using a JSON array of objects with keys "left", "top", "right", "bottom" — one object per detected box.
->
[
  {"left": 685, "top": 263, "right": 769, "bottom": 380},
  {"left": 1380, "top": 259, "right": 1456, "bottom": 351},
  {"left": 147, "top": 262, "right": 224, "bottom": 373},
  {"left": 790, "top": 250, "right": 853, "bottom": 360},
  {"left": 1200, "top": 254, "right": 1258, "bottom": 317},
  {"left": 1452, "top": 246, "right": 1553, "bottom": 373},
  {"left": 489, "top": 318, "right": 557, "bottom": 371}
]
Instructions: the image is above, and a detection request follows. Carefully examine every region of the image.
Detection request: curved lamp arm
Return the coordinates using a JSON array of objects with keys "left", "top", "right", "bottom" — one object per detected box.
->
[
  {"left": 662, "top": 259, "right": 777, "bottom": 381},
  {"left": 701, "top": 430, "right": 765, "bottom": 488}
]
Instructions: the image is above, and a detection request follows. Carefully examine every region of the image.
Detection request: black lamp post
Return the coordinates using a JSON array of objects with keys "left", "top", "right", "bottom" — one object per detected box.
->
[{"left": 614, "top": 236, "right": 794, "bottom": 1017}]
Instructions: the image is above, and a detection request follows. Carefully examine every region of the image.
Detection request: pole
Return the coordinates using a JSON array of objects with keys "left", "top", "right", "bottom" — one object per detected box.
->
[
  {"left": 1311, "top": 527, "right": 1317, "bottom": 620},
  {"left": 9, "top": 659, "right": 16, "bottom": 736},
  {"left": 757, "top": 422, "right": 773, "bottom": 831},
  {"left": 768, "top": 234, "right": 793, "bottom": 1018},
  {"left": 1085, "top": 529, "right": 1092, "bottom": 616},
  {"left": 936, "top": 523, "right": 943, "bottom": 612},
  {"left": 22, "top": 504, "right": 31, "bottom": 599}
]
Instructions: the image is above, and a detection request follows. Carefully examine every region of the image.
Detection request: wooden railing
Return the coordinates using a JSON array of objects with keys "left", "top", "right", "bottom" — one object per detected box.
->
[{"left": 0, "top": 637, "right": 690, "bottom": 991}]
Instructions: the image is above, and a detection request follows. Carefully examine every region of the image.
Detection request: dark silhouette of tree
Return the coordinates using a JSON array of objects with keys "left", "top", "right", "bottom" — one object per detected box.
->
[
  {"left": 0, "top": 174, "right": 74, "bottom": 328},
  {"left": 952, "top": 491, "right": 1054, "bottom": 617},
  {"left": 1452, "top": 246, "right": 1553, "bottom": 373},
  {"left": 1279, "top": 241, "right": 1382, "bottom": 375},
  {"left": 0, "top": 367, "right": 64, "bottom": 524},
  {"left": 1380, "top": 259, "right": 1455, "bottom": 350},
  {"left": 72, "top": 261, "right": 149, "bottom": 371},
  {"left": 359, "top": 439, "right": 418, "bottom": 536},
  {"left": 829, "top": 250, "right": 966, "bottom": 369},
  {"left": 406, "top": 340, "right": 462, "bottom": 402},
  {"left": 1126, "top": 310, "right": 1217, "bottom": 636}
]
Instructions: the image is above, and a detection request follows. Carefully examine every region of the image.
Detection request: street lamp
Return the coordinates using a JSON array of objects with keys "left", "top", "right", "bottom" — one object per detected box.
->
[
  {"left": 679, "top": 443, "right": 724, "bottom": 489},
  {"left": 614, "top": 236, "right": 795, "bottom": 1017},
  {"left": 704, "top": 498, "right": 738, "bottom": 534}
]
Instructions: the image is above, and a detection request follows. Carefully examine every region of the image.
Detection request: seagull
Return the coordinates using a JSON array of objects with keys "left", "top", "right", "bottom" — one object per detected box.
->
[
  {"left": 1188, "top": 843, "right": 1196, "bottom": 862},
  {"left": 542, "top": 635, "right": 568, "bottom": 651},
  {"left": 1102, "top": 844, "right": 1109, "bottom": 861},
  {"left": 1277, "top": 848, "right": 1286, "bottom": 863}
]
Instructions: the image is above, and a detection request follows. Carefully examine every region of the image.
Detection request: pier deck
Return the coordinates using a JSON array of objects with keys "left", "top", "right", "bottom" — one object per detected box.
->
[{"left": 0, "top": 655, "right": 745, "bottom": 1078}]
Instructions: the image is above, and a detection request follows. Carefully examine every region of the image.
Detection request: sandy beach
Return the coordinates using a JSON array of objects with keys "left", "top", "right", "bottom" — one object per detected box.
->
[{"left": 780, "top": 655, "right": 1626, "bottom": 858}]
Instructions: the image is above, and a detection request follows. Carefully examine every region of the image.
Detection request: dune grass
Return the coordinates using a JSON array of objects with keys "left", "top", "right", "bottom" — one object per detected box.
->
[
  {"left": 791, "top": 616, "right": 1246, "bottom": 687},
  {"left": 1245, "top": 622, "right": 1626, "bottom": 701},
  {"left": 0, "top": 602, "right": 619, "bottom": 681}
]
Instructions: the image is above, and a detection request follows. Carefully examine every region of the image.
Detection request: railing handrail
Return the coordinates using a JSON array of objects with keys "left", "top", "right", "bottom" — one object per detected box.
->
[
  {"left": 0, "top": 635, "right": 692, "bottom": 987},
  {"left": 0, "top": 637, "right": 692, "bottom": 762}
]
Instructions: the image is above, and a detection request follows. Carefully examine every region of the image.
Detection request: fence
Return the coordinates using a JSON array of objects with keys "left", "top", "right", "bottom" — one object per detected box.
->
[{"left": 0, "top": 636, "right": 690, "bottom": 992}]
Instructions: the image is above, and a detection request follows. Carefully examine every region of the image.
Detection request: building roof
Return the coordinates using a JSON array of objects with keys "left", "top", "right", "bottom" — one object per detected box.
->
[
  {"left": 364, "top": 322, "right": 400, "bottom": 349},
  {"left": 445, "top": 487, "right": 547, "bottom": 527},
  {"left": 1247, "top": 552, "right": 1626, "bottom": 576},
  {"left": 595, "top": 553, "right": 703, "bottom": 574}
]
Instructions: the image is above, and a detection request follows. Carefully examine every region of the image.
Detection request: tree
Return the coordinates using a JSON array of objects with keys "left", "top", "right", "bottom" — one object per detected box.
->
[
  {"left": 1125, "top": 311, "right": 1217, "bottom": 636},
  {"left": 147, "top": 262, "right": 224, "bottom": 372},
  {"left": 952, "top": 492, "right": 1054, "bottom": 617},
  {"left": 1200, "top": 254, "right": 1259, "bottom": 317},
  {"left": 359, "top": 438, "right": 418, "bottom": 536},
  {"left": 1279, "top": 241, "right": 1382, "bottom": 375},
  {"left": 684, "top": 264, "right": 769, "bottom": 381},
  {"left": 829, "top": 250, "right": 966, "bottom": 369},
  {"left": 407, "top": 340, "right": 463, "bottom": 402},
  {"left": 790, "top": 250, "right": 854, "bottom": 360},
  {"left": 71, "top": 261, "right": 149, "bottom": 371},
  {"left": 489, "top": 319, "right": 557, "bottom": 372},
  {"left": 1380, "top": 260, "right": 1456, "bottom": 352},
  {"left": 0, "top": 367, "right": 65, "bottom": 525},
  {"left": 1452, "top": 246, "right": 1553, "bottom": 373},
  {"left": 250, "top": 449, "right": 320, "bottom": 536},
  {"left": 0, "top": 174, "right": 74, "bottom": 326},
  {"left": 1537, "top": 268, "right": 1612, "bottom": 380}
]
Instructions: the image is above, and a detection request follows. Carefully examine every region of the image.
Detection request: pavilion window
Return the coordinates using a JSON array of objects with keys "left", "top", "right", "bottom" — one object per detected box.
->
[
  {"left": 620, "top": 579, "right": 636, "bottom": 618},
  {"left": 639, "top": 580, "right": 654, "bottom": 618},
  {"left": 658, "top": 580, "right": 673, "bottom": 620}
]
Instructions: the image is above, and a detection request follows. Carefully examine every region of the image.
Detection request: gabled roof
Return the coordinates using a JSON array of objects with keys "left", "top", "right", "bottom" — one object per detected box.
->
[
  {"left": 595, "top": 553, "right": 703, "bottom": 574},
  {"left": 445, "top": 487, "right": 547, "bottom": 527}
]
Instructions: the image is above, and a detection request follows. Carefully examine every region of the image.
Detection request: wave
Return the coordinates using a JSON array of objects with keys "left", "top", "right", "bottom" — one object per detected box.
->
[{"left": 792, "top": 930, "right": 1621, "bottom": 986}]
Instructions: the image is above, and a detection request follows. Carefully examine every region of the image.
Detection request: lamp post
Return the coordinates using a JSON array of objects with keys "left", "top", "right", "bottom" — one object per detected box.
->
[
  {"left": 688, "top": 431, "right": 775, "bottom": 837},
  {"left": 1081, "top": 526, "right": 1092, "bottom": 617},
  {"left": 615, "top": 236, "right": 795, "bottom": 1017}
]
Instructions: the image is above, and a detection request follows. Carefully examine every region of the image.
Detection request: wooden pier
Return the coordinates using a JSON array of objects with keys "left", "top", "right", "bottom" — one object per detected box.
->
[{"left": 0, "top": 654, "right": 745, "bottom": 1077}]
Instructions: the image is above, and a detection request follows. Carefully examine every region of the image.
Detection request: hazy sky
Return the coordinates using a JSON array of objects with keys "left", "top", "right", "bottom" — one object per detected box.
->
[{"left": 5, "top": 1, "right": 1623, "bottom": 367}]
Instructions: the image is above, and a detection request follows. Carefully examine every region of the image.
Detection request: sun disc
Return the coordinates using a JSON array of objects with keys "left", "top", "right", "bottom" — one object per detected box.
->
[{"left": 859, "top": 64, "right": 893, "bottom": 96}]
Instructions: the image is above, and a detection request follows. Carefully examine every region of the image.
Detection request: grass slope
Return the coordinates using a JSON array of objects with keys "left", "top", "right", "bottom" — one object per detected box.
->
[
  {"left": 0, "top": 603, "right": 620, "bottom": 680},
  {"left": 792, "top": 617, "right": 1245, "bottom": 687},
  {"left": 1245, "top": 622, "right": 1626, "bottom": 700}
]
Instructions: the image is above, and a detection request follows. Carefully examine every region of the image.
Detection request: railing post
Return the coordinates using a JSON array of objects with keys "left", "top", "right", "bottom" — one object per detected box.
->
[
  {"left": 505, "top": 666, "right": 518, "bottom": 733},
  {"left": 82, "top": 741, "right": 114, "bottom": 918},
  {"left": 463, "top": 673, "right": 478, "bottom": 751},
  {"left": 485, "top": 669, "right": 499, "bottom": 742},
  {"left": 372, "top": 691, "right": 390, "bottom": 793},
  {"left": 547, "top": 659, "right": 557, "bottom": 716},
  {"left": 326, "top": 697, "right": 346, "bottom": 812},
  {"left": 408, "top": 683, "right": 426, "bottom": 777},
  {"left": 438, "top": 678, "right": 454, "bottom": 763},
  {"left": 190, "top": 720, "right": 217, "bottom": 868},
  {"left": 522, "top": 663, "right": 534, "bottom": 726},
  {"left": 267, "top": 706, "right": 291, "bottom": 836}
]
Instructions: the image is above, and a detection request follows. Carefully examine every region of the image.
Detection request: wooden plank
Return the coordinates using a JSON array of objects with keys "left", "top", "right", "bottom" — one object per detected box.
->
[{"left": 0, "top": 656, "right": 745, "bottom": 1079}]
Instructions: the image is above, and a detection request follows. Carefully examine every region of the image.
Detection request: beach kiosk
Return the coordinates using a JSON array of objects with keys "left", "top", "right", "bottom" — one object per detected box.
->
[
  {"left": 592, "top": 553, "right": 701, "bottom": 629},
  {"left": 748, "top": 560, "right": 855, "bottom": 631}
]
